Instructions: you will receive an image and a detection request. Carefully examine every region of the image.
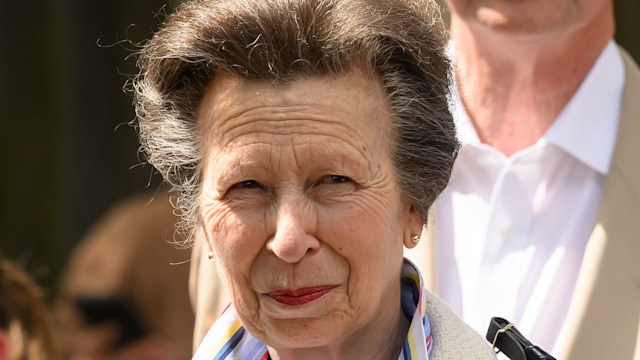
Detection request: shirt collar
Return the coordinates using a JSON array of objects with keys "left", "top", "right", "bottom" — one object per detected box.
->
[
  {"left": 192, "top": 259, "right": 433, "bottom": 360},
  {"left": 451, "top": 40, "right": 625, "bottom": 174},
  {"left": 542, "top": 41, "right": 624, "bottom": 174}
]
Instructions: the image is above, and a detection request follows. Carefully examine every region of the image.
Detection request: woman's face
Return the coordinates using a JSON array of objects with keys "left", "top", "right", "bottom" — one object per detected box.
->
[{"left": 198, "top": 70, "right": 422, "bottom": 351}]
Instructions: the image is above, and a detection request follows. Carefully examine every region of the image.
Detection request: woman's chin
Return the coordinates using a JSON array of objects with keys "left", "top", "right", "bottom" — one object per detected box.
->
[
  {"left": 248, "top": 294, "right": 352, "bottom": 350},
  {"left": 261, "top": 320, "right": 344, "bottom": 351}
]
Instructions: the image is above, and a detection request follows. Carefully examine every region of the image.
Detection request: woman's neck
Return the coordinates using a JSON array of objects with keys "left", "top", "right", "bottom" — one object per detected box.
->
[{"left": 451, "top": 8, "right": 613, "bottom": 156}]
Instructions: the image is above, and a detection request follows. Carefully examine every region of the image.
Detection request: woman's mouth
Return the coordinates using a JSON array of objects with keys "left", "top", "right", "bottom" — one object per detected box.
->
[{"left": 265, "top": 286, "right": 336, "bottom": 306}]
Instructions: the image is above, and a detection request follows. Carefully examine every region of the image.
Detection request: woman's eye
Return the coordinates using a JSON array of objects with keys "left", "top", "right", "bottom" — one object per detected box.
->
[
  {"left": 231, "top": 180, "right": 262, "bottom": 189},
  {"left": 322, "top": 175, "right": 352, "bottom": 184}
]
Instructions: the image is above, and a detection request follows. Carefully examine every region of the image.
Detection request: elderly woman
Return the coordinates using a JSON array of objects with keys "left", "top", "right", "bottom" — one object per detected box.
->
[{"left": 134, "top": 0, "right": 496, "bottom": 359}]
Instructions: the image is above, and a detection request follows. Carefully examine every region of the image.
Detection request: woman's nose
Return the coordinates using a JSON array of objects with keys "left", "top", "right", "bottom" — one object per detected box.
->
[{"left": 266, "top": 203, "right": 319, "bottom": 264}]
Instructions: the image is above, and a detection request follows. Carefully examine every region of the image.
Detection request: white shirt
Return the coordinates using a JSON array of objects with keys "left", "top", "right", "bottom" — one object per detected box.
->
[{"left": 436, "top": 41, "right": 625, "bottom": 354}]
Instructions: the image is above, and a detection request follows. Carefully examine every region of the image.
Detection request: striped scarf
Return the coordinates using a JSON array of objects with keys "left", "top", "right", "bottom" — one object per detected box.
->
[{"left": 193, "top": 259, "right": 433, "bottom": 360}]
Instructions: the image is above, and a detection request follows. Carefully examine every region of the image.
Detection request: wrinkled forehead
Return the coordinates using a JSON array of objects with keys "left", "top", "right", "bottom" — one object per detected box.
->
[{"left": 196, "top": 68, "right": 393, "bottom": 154}]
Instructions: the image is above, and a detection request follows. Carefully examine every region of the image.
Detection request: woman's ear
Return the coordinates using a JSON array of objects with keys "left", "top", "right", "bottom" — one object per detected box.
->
[{"left": 403, "top": 203, "right": 425, "bottom": 249}]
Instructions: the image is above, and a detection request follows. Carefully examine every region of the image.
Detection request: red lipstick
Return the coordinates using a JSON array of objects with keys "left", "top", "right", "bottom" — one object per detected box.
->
[{"left": 266, "top": 286, "right": 335, "bottom": 306}]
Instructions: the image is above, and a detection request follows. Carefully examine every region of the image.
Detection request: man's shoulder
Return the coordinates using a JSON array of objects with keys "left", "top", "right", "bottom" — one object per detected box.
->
[
  {"left": 602, "top": 45, "right": 640, "bottom": 213},
  {"left": 619, "top": 46, "right": 640, "bottom": 89}
]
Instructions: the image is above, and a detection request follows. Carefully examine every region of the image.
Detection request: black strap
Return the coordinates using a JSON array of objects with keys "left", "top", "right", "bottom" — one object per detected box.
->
[{"left": 485, "top": 317, "right": 556, "bottom": 360}]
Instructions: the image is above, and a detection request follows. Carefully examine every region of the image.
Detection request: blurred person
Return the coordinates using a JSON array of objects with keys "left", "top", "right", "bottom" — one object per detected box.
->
[
  {"left": 54, "top": 191, "right": 195, "bottom": 359},
  {"left": 133, "top": 0, "right": 498, "bottom": 358},
  {"left": 406, "top": 0, "right": 640, "bottom": 359},
  {"left": 0, "top": 254, "right": 58, "bottom": 360}
]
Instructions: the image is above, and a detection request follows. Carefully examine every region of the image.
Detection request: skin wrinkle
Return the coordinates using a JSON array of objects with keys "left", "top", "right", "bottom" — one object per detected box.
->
[
  {"left": 210, "top": 141, "right": 373, "bottom": 197},
  {"left": 197, "top": 73, "right": 389, "bottom": 158},
  {"left": 290, "top": 137, "right": 303, "bottom": 173},
  {"left": 202, "top": 192, "right": 266, "bottom": 338},
  {"left": 203, "top": 106, "right": 376, "bottom": 161},
  {"left": 200, "top": 107, "right": 390, "bottom": 201},
  {"left": 206, "top": 148, "right": 394, "bottom": 234},
  {"left": 210, "top": 152, "right": 392, "bottom": 223}
]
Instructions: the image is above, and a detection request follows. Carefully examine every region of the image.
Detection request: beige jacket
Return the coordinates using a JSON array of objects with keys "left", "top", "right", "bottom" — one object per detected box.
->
[{"left": 408, "top": 49, "right": 640, "bottom": 360}]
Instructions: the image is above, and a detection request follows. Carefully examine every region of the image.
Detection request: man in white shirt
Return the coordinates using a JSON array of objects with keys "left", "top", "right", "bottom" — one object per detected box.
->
[{"left": 407, "top": 0, "right": 640, "bottom": 359}]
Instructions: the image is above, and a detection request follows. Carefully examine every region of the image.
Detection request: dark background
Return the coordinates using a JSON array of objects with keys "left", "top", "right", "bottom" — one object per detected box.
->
[{"left": 1, "top": 0, "right": 639, "bottom": 299}]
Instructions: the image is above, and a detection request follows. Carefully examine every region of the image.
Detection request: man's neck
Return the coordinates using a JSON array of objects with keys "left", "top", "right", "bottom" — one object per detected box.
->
[{"left": 452, "top": 8, "right": 614, "bottom": 156}]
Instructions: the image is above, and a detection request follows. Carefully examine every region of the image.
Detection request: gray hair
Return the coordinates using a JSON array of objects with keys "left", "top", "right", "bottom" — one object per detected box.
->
[{"left": 133, "top": 0, "right": 459, "bottom": 246}]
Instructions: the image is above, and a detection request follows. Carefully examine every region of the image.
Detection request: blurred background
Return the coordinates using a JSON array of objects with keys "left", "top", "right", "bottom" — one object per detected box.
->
[{"left": 1, "top": 0, "right": 639, "bottom": 301}]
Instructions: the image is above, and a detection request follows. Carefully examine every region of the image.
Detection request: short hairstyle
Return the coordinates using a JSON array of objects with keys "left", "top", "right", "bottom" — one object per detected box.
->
[
  {"left": 0, "top": 257, "right": 57, "bottom": 360},
  {"left": 133, "top": 0, "right": 458, "bottom": 245}
]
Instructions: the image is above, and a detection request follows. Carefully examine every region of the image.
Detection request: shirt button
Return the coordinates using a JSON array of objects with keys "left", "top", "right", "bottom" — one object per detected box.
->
[{"left": 499, "top": 225, "right": 513, "bottom": 243}]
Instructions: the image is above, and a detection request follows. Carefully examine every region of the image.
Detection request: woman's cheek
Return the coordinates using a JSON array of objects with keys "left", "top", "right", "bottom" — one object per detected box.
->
[
  {"left": 208, "top": 207, "right": 264, "bottom": 317},
  {"left": 212, "top": 207, "right": 269, "bottom": 272}
]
